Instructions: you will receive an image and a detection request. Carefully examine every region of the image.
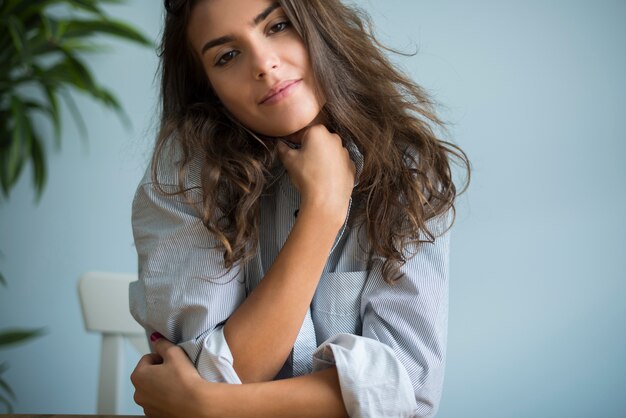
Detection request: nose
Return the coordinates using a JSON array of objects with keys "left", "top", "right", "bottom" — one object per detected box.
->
[{"left": 250, "top": 40, "right": 279, "bottom": 80}]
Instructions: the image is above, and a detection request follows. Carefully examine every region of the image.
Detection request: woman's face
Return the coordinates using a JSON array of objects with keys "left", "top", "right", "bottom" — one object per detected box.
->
[{"left": 187, "top": 0, "right": 324, "bottom": 138}]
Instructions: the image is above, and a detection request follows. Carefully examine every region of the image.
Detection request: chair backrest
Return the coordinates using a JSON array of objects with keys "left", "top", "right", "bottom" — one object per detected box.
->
[{"left": 78, "top": 271, "right": 149, "bottom": 414}]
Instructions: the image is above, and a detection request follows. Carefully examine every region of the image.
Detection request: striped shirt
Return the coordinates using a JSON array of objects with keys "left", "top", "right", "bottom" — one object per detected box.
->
[{"left": 129, "top": 139, "right": 451, "bottom": 418}]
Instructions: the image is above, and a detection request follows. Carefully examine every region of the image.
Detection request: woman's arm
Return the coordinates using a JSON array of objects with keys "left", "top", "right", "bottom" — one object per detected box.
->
[
  {"left": 223, "top": 203, "right": 344, "bottom": 382},
  {"left": 219, "top": 365, "right": 348, "bottom": 418},
  {"left": 223, "top": 125, "right": 356, "bottom": 383},
  {"left": 132, "top": 335, "right": 348, "bottom": 418}
]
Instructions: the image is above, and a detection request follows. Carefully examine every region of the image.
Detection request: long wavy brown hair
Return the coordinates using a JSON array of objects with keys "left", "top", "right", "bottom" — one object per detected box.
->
[{"left": 154, "top": 0, "right": 470, "bottom": 283}]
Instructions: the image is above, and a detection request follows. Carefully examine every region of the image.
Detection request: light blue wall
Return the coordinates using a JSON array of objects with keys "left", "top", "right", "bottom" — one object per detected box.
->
[{"left": 1, "top": 1, "right": 624, "bottom": 416}]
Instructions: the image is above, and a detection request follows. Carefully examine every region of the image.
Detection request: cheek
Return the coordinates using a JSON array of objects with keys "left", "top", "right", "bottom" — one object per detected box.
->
[
  {"left": 209, "top": 75, "right": 250, "bottom": 112},
  {"left": 209, "top": 78, "right": 262, "bottom": 130}
]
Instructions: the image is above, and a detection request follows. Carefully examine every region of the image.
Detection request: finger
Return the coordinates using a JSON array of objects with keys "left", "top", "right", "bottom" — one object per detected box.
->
[
  {"left": 276, "top": 139, "right": 287, "bottom": 154},
  {"left": 150, "top": 332, "right": 176, "bottom": 358},
  {"left": 150, "top": 332, "right": 192, "bottom": 364},
  {"left": 136, "top": 352, "right": 162, "bottom": 368},
  {"left": 276, "top": 140, "right": 295, "bottom": 163},
  {"left": 131, "top": 354, "right": 161, "bottom": 389}
]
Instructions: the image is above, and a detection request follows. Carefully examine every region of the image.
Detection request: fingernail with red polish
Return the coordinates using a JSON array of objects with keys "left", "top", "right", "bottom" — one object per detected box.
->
[{"left": 150, "top": 332, "right": 164, "bottom": 342}]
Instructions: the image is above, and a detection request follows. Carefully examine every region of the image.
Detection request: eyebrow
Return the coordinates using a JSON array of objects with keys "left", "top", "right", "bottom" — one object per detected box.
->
[{"left": 201, "top": 2, "right": 281, "bottom": 55}]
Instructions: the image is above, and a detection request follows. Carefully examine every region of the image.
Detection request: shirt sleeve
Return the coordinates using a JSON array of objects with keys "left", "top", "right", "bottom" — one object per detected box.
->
[
  {"left": 312, "top": 212, "right": 451, "bottom": 418},
  {"left": 129, "top": 180, "right": 244, "bottom": 384}
]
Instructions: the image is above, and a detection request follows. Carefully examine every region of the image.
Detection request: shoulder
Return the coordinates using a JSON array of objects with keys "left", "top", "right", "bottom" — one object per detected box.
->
[{"left": 137, "top": 136, "right": 205, "bottom": 193}]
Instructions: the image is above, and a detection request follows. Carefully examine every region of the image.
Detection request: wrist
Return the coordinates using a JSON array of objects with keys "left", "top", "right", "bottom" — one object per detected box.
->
[
  {"left": 188, "top": 379, "right": 230, "bottom": 418},
  {"left": 205, "top": 382, "right": 252, "bottom": 417},
  {"left": 300, "top": 194, "right": 350, "bottom": 222},
  {"left": 298, "top": 201, "right": 347, "bottom": 231}
]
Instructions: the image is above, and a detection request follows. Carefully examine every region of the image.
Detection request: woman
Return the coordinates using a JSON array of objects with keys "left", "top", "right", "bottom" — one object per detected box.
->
[{"left": 130, "top": 0, "right": 469, "bottom": 417}]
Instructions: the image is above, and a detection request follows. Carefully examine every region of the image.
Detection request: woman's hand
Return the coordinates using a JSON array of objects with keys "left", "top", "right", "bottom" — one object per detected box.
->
[
  {"left": 130, "top": 333, "right": 224, "bottom": 418},
  {"left": 131, "top": 334, "right": 348, "bottom": 418},
  {"left": 277, "top": 124, "right": 356, "bottom": 224}
]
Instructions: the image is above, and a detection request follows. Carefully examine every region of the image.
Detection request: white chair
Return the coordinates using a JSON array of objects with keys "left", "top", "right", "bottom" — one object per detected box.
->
[{"left": 78, "top": 271, "right": 150, "bottom": 414}]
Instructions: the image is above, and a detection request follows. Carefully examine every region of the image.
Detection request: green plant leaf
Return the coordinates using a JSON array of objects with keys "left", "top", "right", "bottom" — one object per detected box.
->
[
  {"left": 6, "top": 16, "right": 31, "bottom": 64},
  {"left": 0, "top": 376, "right": 15, "bottom": 401},
  {"left": 30, "top": 130, "right": 47, "bottom": 200},
  {"left": 52, "top": 51, "right": 101, "bottom": 95},
  {"left": 5, "top": 98, "right": 48, "bottom": 196},
  {"left": 0, "top": 328, "right": 45, "bottom": 347},
  {"left": 7, "top": 96, "right": 30, "bottom": 188},
  {"left": 4, "top": 0, "right": 45, "bottom": 17},
  {"left": 13, "top": 0, "right": 86, "bottom": 22},
  {"left": 35, "top": 0, "right": 119, "bottom": 18},
  {"left": 48, "top": 52, "right": 127, "bottom": 128},
  {"left": 40, "top": 83, "right": 62, "bottom": 148},
  {"left": 0, "top": 112, "right": 12, "bottom": 197},
  {"left": 58, "top": 39, "right": 109, "bottom": 54},
  {"left": 39, "top": 12, "right": 64, "bottom": 41},
  {"left": 0, "top": 0, "right": 23, "bottom": 16},
  {"left": 63, "top": 18, "right": 152, "bottom": 46},
  {"left": 0, "top": 393, "right": 14, "bottom": 414},
  {"left": 0, "top": 159, "right": 10, "bottom": 198},
  {"left": 59, "top": 88, "right": 87, "bottom": 141},
  {"left": 22, "top": 98, "right": 52, "bottom": 114},
  {"left": 19, "top": 17, "right": 67, "bottom": 61},
  {"left": 68, "top": 0, "right": 105, "bottom": 16},
  {"left": 6, "top": 16, "right": 25, "bottom": 52}
]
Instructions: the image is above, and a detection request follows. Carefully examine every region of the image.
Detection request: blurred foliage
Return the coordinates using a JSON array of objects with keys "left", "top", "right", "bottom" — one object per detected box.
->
[
  {"left": 0, "top": 268, "right": 47, "bottom": 412},
  {"left": 0, "top": 0, "right": 152, "bottom": 412},
  {"left": 0, "top": 327, "right": 46, "bottom": 412},
  {"left": 0, "top": 0, "right": 152, "bottom": 200}
]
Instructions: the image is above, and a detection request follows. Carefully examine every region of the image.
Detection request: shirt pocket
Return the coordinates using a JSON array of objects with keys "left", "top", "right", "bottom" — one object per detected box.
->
[
  {"left": 311, "top": 271, "right": 368, "bottom": 343},
  {"left": 312, "top": 271, "right": 368, "bottom": 315}
]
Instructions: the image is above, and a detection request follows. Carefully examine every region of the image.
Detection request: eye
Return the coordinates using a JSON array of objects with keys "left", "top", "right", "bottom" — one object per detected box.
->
[
  {"left": 215, "top": 50, "right": 239, "bottom": 66},
  {"left": 268, "top": 21, "right": 290, "bottom": 34}
]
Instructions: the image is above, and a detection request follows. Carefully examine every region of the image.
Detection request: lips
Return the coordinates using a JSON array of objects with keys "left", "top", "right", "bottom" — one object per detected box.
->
[{"left": 259, "top": 79, "right": 300, "bottom": 104}]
